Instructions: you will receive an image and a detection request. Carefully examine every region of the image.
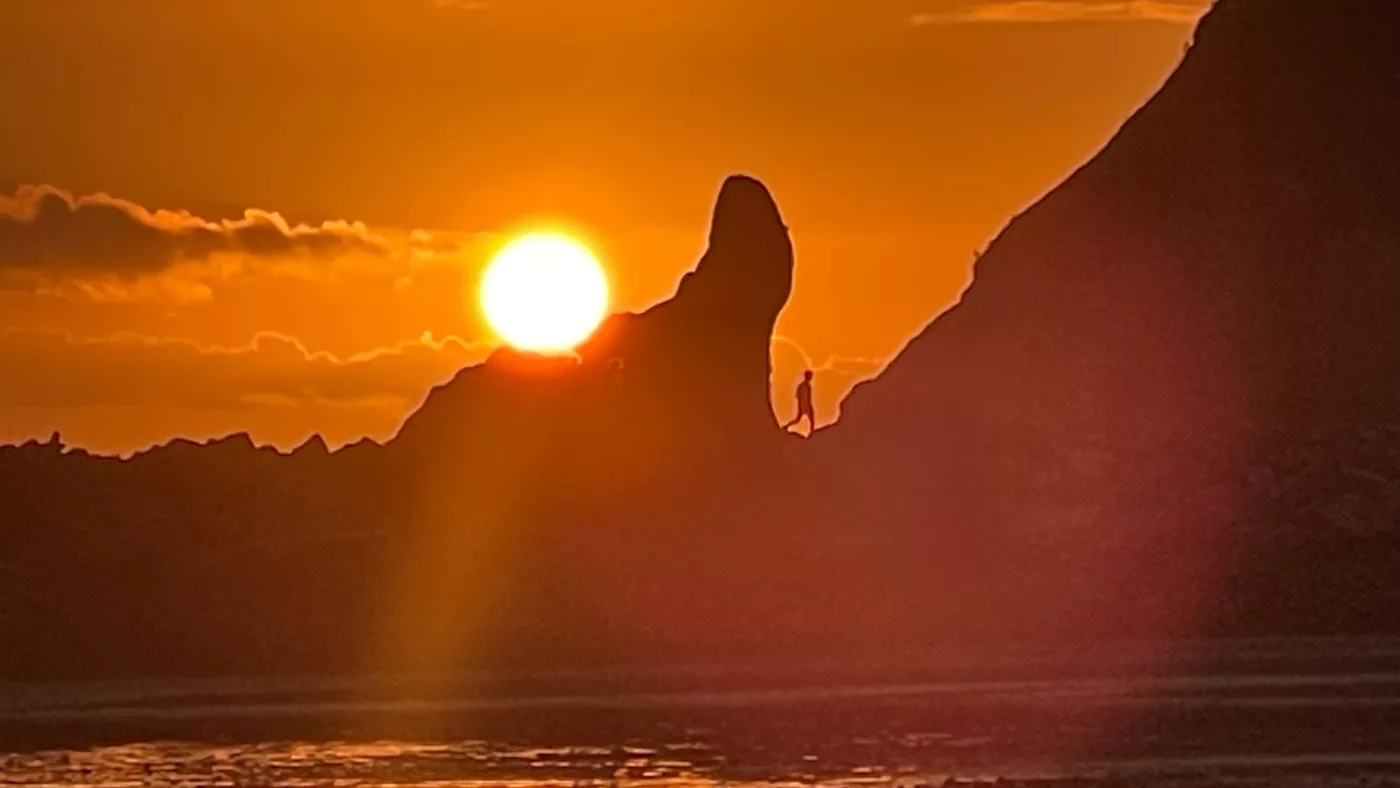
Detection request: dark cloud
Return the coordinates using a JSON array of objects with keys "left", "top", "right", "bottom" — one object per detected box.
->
[{"left": 0, "top": 185, "right": 394, "bottom": 279}]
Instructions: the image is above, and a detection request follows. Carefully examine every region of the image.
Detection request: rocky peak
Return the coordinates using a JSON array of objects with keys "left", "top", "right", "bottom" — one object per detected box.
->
[
  {"left": 576, "top": 175, "right": 794, "bottom": 440},
  {"left": 673, "top": 175, "right": 793, "bottom": 335},
  {"left": 292, "top": 433, "right": 330, "bottom": 457},
  {"left": 389, "top": 175, "right": 795, "bottom": 505}
]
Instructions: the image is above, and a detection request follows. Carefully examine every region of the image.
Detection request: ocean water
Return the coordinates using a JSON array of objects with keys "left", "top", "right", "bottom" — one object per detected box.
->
[{"left": 4, "top": 639, "right": 1400, "bottom": 787}]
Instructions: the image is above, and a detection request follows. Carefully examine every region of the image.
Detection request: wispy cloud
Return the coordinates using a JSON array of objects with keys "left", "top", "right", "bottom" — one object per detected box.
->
[
  {"left": 772, "top": 334, "right": 889, "bottom": 427},
  {"left": 0, "top": 328, "right": 491, "bottom": 411},
  {"left": 0, "top": 327, "right": 498, "bottom": 453},
  {"left": 910, "top": 0, "right": 1210, "bottom": 26},
  {"left": 430, "top": 0, "right": 491, "bottom": 10}
]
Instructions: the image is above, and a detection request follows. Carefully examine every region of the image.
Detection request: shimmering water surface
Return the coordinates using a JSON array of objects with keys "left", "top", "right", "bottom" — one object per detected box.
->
[{"left": 5, "top": 640, "right": 1400, "bottom": 787}]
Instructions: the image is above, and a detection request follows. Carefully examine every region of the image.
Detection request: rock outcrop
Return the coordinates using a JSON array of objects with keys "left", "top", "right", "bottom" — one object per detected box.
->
[
  {"left": 0, "top": 175, "right": 800, "bottom": 682},
  {"left": 391, "top": 174, "right": 794, "bottom": 501}
]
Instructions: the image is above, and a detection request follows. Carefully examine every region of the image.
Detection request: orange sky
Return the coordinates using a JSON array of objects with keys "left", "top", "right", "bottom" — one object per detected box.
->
[{"left": 0, "top": 0, "right": 1206, "bottom": 455}]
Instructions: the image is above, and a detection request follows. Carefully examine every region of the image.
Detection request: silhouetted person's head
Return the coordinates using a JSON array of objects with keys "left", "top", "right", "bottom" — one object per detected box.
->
[{"left": 803, "top": 370, "right": 813, "bottom": 382}]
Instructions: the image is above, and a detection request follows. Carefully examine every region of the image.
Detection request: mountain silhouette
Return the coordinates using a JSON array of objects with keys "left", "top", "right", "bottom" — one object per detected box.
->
[
  {"left": 3, "top": 0, "right": 1400, "bottom": 685},
  {"left": 0, "top": 175, "right": 805, "bottom": 681},
  {"left": 816, "top": 0, "right": 1400, "bottom": 641}
]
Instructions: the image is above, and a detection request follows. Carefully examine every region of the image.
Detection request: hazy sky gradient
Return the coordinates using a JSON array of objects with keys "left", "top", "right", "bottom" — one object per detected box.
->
[{"left": 0, "top": 0, "right": 1206, "bottom": 453}]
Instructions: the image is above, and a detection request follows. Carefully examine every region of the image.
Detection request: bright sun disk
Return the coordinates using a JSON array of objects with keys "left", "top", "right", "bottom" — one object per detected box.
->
[{"left": 479, "top": 232, "right": 609, "bottom": 354}]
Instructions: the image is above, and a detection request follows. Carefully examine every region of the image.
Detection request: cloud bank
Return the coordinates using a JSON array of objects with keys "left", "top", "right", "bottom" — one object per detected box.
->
[
  {"left": 911, "top": 0, "right": 1209, "bottom": 26},
  {"left": 0, "top": 186, "right": 396, "bottom": 279}
]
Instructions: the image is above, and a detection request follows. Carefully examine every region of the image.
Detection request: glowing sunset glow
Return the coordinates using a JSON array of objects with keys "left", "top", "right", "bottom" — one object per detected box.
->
[
  {"left": 0, "top": 1, "right": 1206, "bottom": 452},
  {"left": 479, "top": 232, "right": 610, "bottom": 354}
]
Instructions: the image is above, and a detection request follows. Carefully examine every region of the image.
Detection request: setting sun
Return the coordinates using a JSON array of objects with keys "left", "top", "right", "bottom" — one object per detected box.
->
[{"left": 479, "top": 232, "right": 610, "bottom": 354}]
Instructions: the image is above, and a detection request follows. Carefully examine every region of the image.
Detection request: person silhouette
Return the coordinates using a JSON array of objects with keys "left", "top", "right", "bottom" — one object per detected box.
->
[{"left": 782, "top": 370, "right": 816, "bottom": 434}]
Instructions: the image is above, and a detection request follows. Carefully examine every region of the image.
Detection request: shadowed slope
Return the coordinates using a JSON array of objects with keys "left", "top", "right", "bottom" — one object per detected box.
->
[{"left": 817, "top": 0, "right": 1400, "bottom": 640}]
